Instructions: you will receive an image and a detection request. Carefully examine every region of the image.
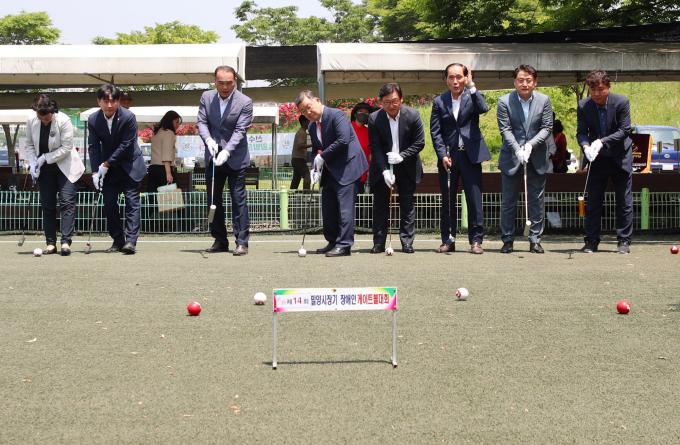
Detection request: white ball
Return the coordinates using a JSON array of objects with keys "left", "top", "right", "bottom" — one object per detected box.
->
[
  {"left": 33, "top": 248, "right": 42, "bottom": 257},
  {"left": 254, "top": 292, "right": 267, "bottom": 305},
  {"left": 385, "top": 247, "right": 394, "bottom": 256},
  {"left": 456, "top": 288, "right": 469, "bottom": 300},
  {"left": 298, "top": 248, "right": 307, "bottom": 257}
]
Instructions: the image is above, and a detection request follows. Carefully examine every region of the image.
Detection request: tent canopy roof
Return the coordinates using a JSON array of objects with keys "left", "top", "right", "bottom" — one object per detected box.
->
[
  {"left": 79, "top": 105, "right": 279, "bottom": 125},
  {"left": 0, "top": 109, "right": 36, "bottom": 124},
  {"left": 0, "top": 44, "right": 245, "bottom": 89}
]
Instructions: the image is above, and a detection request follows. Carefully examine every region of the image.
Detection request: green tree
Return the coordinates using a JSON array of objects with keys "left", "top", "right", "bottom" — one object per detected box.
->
[
  {"left": 0, "top": 10, "right": 60, "bottom": 45},
  {"left": 368, "top": 0, "right": 429, "bottom": 41},
  {"left": 92, "top": 22, "right": 219, "bottom": 91},
  {"left": 92, "top": 21, "right": 219, "bottom": 45}
]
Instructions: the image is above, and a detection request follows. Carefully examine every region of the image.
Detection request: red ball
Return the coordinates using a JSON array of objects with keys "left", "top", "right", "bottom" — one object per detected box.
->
[
  {"left": 617, "top": 300, "right": 631, "bottom": 314},
  {"left": 671, "top": 246, "right": 679, "bottom": 254},
  {"left": 187, "top": 301, "right": 201, "bottom": 316}
]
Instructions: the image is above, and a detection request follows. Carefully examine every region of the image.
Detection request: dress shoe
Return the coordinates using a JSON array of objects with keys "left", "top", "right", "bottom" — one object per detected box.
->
[
  {"left": 60, "top": 244, "right": 71, "bottom": 256},
  {"left": 402, "top": 244, "right": 414, "bottom": 254},
  {"left": 105, "top": 245, "right": 122, "bottom": 253},
  {"left": 617, "top": 240, "right": 630, "bottom": 254},
  {"left": 316, "top": 243, "right": 334, "bottom": 254},
  {"left": 471, "top": 242, "right": 484, "bottom": 254},
  {"left": 205, "top": 241, "right": 229, "bottom": 253},
  {"left": 500, "top": 241, "right": 513, "bottom": 254},
  {"left": 370, "top": 244, "right": 385, "bottom": 254},
  {"left": 325, "top": 247, "right": 351, "bottom": 257},
  {"left": 435, "top": 242, "right": 455, "bottom": 253},
  {"left": 43, "top": 245, "right": 57, "bottom": 255},
  {"left": 530, "top": 243, "right": 544, "bottom": 253},
  {"left": 581, "top": 243, "right": 598, "bottom": 253},
  {"left": 233, "top": 245, "right": 248, "bottom": 256},
  {"left": 122, "top": 242, "right": 137, "bottom": 254}
]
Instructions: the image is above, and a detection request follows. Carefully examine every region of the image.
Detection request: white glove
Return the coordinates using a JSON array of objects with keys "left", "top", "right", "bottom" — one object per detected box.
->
[
  {"left": 515, "top": 147, "right": 527, "bottom": 164},
  {"left": 36, "top": 155, "right": 46, "bottom": 168},
  {"left": 98, "top": 164, "right": 109, "bottom": 180},
  {"left": 214, "top": 149, "right": 230, "bottom": 166},
  {"left": 387, "top": 152, "right": 404, "bottom": 165},
  {"left": 313, "top": 154, "right": 325, "bottom": 172},
  {"left": 523, "top": 143, "right": 533, "bottom": 160},
  {"left": 382, "top": 170, "right": 395, "bottom": 187},
  {"left": 206, "top": 138, "right": 219, "bottom": 157},
  {"left": 591, "top": 139, "right": 603, "bottom": 154},
  {"left": 92, "top": 172, "right": 101, "bottom": 191},
  {"left": 310, "top": 171, "right": 321, "bottom": 185},
  {"left": 29, "top": 162, "right": 40, "bottom": 180},
  {"left": 584, "top": 145, "right": 597, "bottom": 162}
]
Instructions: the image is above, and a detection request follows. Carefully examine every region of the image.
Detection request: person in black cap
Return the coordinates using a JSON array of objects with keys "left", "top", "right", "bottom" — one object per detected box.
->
[{"left": 120, "top": 91, "right": 133, "bottom": 109}]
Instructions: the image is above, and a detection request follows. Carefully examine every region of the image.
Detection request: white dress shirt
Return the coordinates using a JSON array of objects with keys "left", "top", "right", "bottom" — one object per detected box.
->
[
  {"left": 219, "top": 91, "right": 234, "bottom": 118},
  {"left": 105, "top": 113, "right": 114, "bottom": 133},
  {"left": 316, "top": 105, "right": 326, "bottom": 143},
  {"left": 451, "top": 92, "right": 462, "bottom": 121},
  {"left": 388, "top": 110, "right": 400, "bottom": 153}
]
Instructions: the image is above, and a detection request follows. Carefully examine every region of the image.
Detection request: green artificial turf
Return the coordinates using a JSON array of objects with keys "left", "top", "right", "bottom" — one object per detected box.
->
[{"left": 1, "top": 234, "right": 679, "bottom": 444}]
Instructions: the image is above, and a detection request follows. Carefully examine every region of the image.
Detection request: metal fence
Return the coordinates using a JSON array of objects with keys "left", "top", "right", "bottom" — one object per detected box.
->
[{"left": 1, "top": 190, "right": 679, "bottom": 235}]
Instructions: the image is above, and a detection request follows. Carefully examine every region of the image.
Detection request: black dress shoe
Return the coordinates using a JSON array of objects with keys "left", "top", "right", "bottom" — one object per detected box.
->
[
  {"left": 316, "top": 243, "right": 334, "bottom": 254},
  {"left": 402, "top": 244, "right": 414, "bottom": 254},
  {"left": 43, "top": 245, "right": 57, "bottom": 255},
  {"left": 122, "top": 242, "right": 137, "bottom": 254},
  {"left": 370, "top": 244, "right": 385, "bottom": 254},
  {"left": 105, "top": 245, "right": 122, "bottom": 253},
  {"left": 325, "top": 247, "right": 350, "bottom": 257},
  {"left": 500, "top": 241, "right": 513, "bottom": 253},
  {"left": 530, "top": 243, "right": 544, "bottom": 253},
  {"left": 581, "top": 243, "right": 598, "bottom": 253},
  {"left": 60, "top": 245, "right": 71, "bottom": 256},
  {"left": 617, "top": 240, "right": 630, "bottom": 254},
  {"left": 205, "top": 241, "right": 229, "bottom": 253}
]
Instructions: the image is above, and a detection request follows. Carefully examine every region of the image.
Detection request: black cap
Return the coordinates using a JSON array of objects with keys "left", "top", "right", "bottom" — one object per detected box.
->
[{"left": 120, "top": 91, "right": 133, "bottom": 100}]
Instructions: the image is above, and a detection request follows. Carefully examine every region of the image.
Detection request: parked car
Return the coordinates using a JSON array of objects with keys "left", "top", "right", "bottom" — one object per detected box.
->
[
  {"left": 0, "top": 149, "right": 8, "bottom": 166},
  {"left": 633, "top": 125, "right": 680, "bottom": 171},
  {"left": 140, "top": 143, "right": 152, "bottom": 166}
]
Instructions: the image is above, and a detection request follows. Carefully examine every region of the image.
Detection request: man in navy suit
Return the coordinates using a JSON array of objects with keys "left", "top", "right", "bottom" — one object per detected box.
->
[
  {"left": 197, "top": 66, "right": 253, "bottom": 256},
  {"left": 368, "top": 83, "right": 425, "bottom": 254},
  {"left": 88, "top": 84, "right": 147, "bottom": 254},
  {"left": 577, "top": 69, "right": 634, "bottom": 254},
  {"left": 295, "top": 90, "right": 369, "bottom": 257},
  {"left": 430, "top": 64, "right": 490, "bottom": 254}
]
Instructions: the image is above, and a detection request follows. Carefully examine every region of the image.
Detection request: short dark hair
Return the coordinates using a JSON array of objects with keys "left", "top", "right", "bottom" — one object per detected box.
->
[
  {"left": 294, "top": 90, "right": 317, "bottom": 107},
  {"left": 553, "top": 119, "right": 564, "bottom": 134},
  {"left": 97, "top": 84, "right": 120, "bottom": 100},
  {"left": 153, "top": 110, "right": 182, "bottom": 135},
  {"left": 298, "top": 114, "right": 309, "bottom": 125},
  {"left": 443, "top": 63, "right": 468, "bottom": 79},
  {"left": 350, "top": 102, "right": 375, "bottom": 121},
  {"left": 31, "top": 94, "right": 59, "bottom": 115},
  {"left": 586, "top": 70, "right": 611, "bottom": 88},
  {"left": 215, "top": 66, "right": 237, "bottom": 78},
  {"left": 513, "top": 64, "right": 538, "bottom": 79},
  {"left": 378, "top": 83, "right": 403, "bottom": 100}
]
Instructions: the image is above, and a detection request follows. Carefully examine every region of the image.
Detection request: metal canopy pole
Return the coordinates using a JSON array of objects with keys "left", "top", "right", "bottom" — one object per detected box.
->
[{"left": 272, "top": 123, "right": 278, "bottom": 189}]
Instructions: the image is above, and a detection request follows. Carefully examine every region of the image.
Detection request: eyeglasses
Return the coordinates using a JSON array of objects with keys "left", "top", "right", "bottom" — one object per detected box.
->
[
  {"left": 381, "top": 99, "right": 401, "bottom": 107},
  {"left": 515, "top": 78, "right": 535, "bottom": 84}
]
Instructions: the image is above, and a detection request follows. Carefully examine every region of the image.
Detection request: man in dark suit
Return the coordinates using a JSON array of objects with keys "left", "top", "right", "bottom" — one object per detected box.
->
[
  {"left": 368, "top": 83, "right": 425, "bottom": 254},
  {"left": 295, "top": 90, "right": 369, "bottom": 257},
  {"left": 88, "top": 84, "right": 147, "bottom": 254},
  {"left": 577, "top": 69, "right": 633, "bottom": 254},
  {"left": 430, "top": 64, "right": 490, "bottom": 254},
  {"left": 197, "top": 66, "right": 253, "bottom": 256},
  {"left": 497, "top": 64, "right": 553, "bottom": 254}
]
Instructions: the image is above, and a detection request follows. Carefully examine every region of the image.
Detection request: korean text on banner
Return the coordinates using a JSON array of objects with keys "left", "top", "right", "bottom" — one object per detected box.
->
[{"left": 274, "top": 288, "right": 397, "bottom": 312}]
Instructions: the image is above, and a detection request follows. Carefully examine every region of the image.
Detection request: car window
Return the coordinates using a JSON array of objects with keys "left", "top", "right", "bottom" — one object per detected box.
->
[{"left": 638, "top": 128, "right": 680, "bottom": 145}]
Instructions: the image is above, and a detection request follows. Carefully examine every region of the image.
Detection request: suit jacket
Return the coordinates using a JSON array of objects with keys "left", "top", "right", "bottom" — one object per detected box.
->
[
  {"left": 88, "top": 106, "right": 146, "bottom": 182},
  {"left": 309, "top": 107, "right": 368, "bottom": 186},
  {"left": 430, "top": 89, "right": 491, "bottom": 167},
  {"left": 197, "top": 89, "right": 253, "bottom": 170},
  {"left": 367, "top": 106, "right": 425, "bottom": 186},
  {"left": 25, "top": 111, "right": 84, "bottom": 183},
  {"left": 497, "top": 90, "right": 553, "bottom": 176},
  {"left": 577, "top": 93, "right": 633, "bottom": 172}
]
